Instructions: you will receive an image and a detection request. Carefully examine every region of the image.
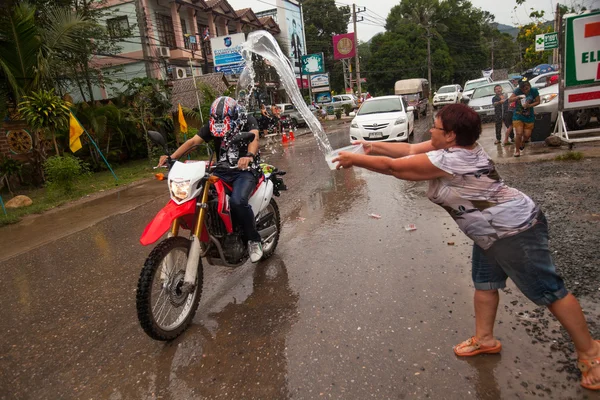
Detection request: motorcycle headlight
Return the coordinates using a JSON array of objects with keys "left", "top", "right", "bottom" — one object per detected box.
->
[
  {"left": 394, "top": 117, "right": 407, "bottom": 125},
  {"left": 351, "top": 121, "right": 358, "bottom": 128},
  {"left": 170, "top": 179, "right": 191, "bottom": 201},
  {"left": 541, "top": 93, "right": 558, "bottom": 104}
]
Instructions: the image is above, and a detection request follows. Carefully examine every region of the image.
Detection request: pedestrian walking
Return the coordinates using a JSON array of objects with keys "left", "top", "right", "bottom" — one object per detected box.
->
[
  {"left": 332, "top": 103, "right": 600, "bottom": 392},
  {"left": 509, "top": 80, "right": 540, "bottom": 157}
]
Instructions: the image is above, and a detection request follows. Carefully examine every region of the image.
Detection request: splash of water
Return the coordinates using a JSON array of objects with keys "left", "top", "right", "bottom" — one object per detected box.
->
[{"left": 240, "top": 30, "right": 333, "bottom": 155}]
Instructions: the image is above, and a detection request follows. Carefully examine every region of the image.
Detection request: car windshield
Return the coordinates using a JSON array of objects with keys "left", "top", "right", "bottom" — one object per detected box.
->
[
  {"left": 465, "top": 80, "right": 488, "bottom": 91},
  {"left": 472, "top": 83, "right": 513, "bottom": 99},
  {"left": 438, "top": 86, "right": 455, "bottom": 94},
  {"left": 358, "top": 98, "right": 403, "bottom": 115},
  {"left": 403, "top": 94, "right": 419, "bottom": 102}
]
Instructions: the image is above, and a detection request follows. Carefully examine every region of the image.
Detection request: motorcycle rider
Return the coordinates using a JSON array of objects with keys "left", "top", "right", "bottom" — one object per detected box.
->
[{"left": 158, "top": 96, "right": 264, "bottom": 262}]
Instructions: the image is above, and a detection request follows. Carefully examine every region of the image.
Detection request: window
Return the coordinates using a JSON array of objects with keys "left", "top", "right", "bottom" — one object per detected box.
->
[
  {"left": 156, "top": 13, "right": 176, "bottom": 49},
  {"left": 107, "top": 16, "right": 129, "bottom": 38}
]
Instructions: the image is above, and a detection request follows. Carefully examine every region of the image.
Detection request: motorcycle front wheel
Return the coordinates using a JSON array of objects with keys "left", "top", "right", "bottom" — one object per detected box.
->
[
  {"left": 258, "top": 198, "right": 281, "bottom": 259},
  {"left": 136, "top": 236, "right": 203, "bottom": 341}
]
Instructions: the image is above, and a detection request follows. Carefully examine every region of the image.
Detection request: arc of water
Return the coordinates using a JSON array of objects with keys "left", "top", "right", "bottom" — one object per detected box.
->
[{"left": 239, "top": 30, "right": 333, "bottom": 155}]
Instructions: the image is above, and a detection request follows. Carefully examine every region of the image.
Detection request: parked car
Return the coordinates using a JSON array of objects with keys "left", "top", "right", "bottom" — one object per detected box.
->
[
  {"left": 433, "top": 84, "right": 462, "bottom": 109},
  {"left": 349, "top": 96, "right": 414, "bottom": 142},
  {"left": 275, "top": 103, "right": 308, "bottom": 127},
  {"left": 461, "top": 77, "right": 493, "bottom": 104},
  {"left": 394, "top": 78, "right": 429, "bottom": 119},
  {"left": 528, "top": 71, "right": 560, "bottom": 89},
  {"left": 324, "top": 94, "right": 358, "bottom": 111},
  {"left": 467, "top": 80, "right": 515, "bottom": 121},
  {"left": 535, "top": 83, "right": 599, "bottom": 130}
]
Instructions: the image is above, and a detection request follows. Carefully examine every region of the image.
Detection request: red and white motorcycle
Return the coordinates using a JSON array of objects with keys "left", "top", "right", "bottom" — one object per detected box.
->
[{"left": 136, "top": 131, "right": 286, "bottom": 341}]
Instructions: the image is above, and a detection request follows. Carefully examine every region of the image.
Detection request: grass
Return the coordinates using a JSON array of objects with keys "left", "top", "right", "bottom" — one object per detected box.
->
[
  {"left": 0, "top": 158, "right": 158, "bottom": 226},
  {"left": 555, "top": 151, "right": 584, "bottom": 161}
]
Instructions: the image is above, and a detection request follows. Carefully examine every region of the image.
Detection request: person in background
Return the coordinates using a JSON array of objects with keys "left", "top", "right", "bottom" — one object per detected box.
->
[
  {"left": 271, "top": 104, "right": 281, "bottom": 134},
  {"left": 508, "top": 80, "right": 540, "bottom": 157},
  {"left": 331, "top": 104, "right": 600, "bottom": 392},
  {"left": 259, "top": 103, "right": 271, "bottom": 138},
  {"left": 491, "top": 84, "right": 509, "bottom": 145}
]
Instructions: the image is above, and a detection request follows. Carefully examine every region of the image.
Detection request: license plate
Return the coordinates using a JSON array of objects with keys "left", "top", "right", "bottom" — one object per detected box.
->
[{"left": 369, "top": 132, "right": 383, "bottom": 139}]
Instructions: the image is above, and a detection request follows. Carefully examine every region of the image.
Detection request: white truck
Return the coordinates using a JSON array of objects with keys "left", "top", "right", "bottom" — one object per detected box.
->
[{"left": 394, "top": 78, "right": 429, "bottom": 119}]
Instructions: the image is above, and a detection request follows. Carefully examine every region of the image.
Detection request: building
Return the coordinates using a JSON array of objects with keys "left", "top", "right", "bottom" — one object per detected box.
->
[{"left": 78, "top": 0, "right": 281, "bottom": 102}]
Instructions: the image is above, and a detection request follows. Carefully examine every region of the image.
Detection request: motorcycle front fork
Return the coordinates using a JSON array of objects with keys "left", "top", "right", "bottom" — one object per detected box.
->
[{"left": 161, "top": 180, "right": 213, "bottom": 287}]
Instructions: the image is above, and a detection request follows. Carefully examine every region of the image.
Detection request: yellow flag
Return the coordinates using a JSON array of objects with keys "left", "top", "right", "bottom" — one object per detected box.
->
[
  {"left": 178, "top": 104, "right": 188, "bottom": 133},
  {"left": 69, "top": 111, "right": 84, "bottom": 153}
]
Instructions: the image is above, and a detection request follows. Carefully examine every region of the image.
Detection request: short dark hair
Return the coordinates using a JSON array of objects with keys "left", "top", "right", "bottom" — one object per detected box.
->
[
  {"left": 494, "top": 84, "right": 502, "bottom": 90},
  {"left": 519, "top": 80, "right": 531, "bottom": 89},
  {"left": 437, "top": 104, "right": 481, "bottom": 146}
]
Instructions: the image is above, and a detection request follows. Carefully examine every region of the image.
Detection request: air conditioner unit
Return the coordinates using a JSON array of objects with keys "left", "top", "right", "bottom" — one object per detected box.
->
[
  {"left": 174, "top": 67, "right": 187, "bottom": 79},
  {"left": 157, "top": 46, "right": 170, "bottom": 58}
]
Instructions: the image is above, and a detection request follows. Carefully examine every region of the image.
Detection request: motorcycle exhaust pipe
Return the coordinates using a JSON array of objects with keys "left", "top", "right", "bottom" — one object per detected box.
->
[{"left": 258, "top": 225, "right": 277, "bottom": 239}]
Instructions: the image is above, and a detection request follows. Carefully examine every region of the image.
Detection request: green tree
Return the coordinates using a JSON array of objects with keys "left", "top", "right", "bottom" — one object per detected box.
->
[
  {"left": 0, "top": 2, "right": 90, "bottom": 109},
  {"left": 17, "top": 89, "right": 70, "bottom": 181},
  {"left": 303, "top": 0, "right": 351, "bottom": 93}
]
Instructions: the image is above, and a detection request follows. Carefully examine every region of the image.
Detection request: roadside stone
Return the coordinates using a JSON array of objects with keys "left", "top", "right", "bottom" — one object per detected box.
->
[
  {"left": 5, "top": 195, "right": 32, "bottom": 209},
  {"left": 545, "top": 135, "right": 562, "bottom": 147}
]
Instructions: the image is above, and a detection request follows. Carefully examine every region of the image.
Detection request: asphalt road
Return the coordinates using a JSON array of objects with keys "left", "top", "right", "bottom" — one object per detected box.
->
[{"left": 1, "top": 115, "right": 598, "bottom": 399}]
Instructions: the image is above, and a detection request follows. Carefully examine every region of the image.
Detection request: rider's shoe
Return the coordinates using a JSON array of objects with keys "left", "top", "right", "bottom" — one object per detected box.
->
[{"left": 248, "top": 241, "right": 263, "bottom": 263}]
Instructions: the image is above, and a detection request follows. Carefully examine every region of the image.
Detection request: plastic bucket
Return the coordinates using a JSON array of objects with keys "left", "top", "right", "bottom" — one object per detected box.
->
[{"left": 325, "top": 144, "right": 365, "bottom": 170}]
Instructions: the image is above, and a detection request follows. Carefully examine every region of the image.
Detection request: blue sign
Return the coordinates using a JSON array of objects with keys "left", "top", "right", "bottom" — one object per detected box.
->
[{"left": 214, "top": 62, "right": 245, "bottom": 75}]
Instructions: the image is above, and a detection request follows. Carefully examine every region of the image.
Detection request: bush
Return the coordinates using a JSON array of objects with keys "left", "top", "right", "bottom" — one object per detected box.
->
[
  {"left": 343, "top": 104, "right": 353, "bottom": 116},
  {"left": 44, "top": 155, "right": 91, "bottom": 194},
  {"left": 335, "top": 108, "right": 343, "bottom": 119},
  {"left": 555, "top": 151, "right": 584, "bottom": 161}
]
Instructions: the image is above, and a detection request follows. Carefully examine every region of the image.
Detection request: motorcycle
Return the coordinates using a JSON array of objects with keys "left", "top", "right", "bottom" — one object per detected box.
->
[{"left": 136, "top": 130, "right": 287, "bottom": 341}]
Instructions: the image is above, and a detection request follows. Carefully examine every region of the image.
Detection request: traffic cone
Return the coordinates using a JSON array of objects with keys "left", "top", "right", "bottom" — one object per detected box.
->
[
  {"left": 281, "top": 132, "right": 289, "bottom": 144},
  {"left": 289, "top": 129, "right": 295, "bottom": 141}
]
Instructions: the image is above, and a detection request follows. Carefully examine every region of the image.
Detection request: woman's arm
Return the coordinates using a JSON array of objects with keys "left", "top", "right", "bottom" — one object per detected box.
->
[
  {"left": 525, "top": 95, "right": 541, "bottom": 109},
  {"left": 362, "top": 140, "right": 436, "bottom": 158},
  {"left": 333, "top": 152, "right": 451, "bottom": 181}
]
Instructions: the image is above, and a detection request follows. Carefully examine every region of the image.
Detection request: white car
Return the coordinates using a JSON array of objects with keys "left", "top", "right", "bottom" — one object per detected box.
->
[
  {"left": 467, "top": 80, "right": 515, "bottom": 121},
  {"left": 461, "top": 77, "right": 493, "bottom": 103},
  {"left": 349, "top": 96, "right": 414, "bottom": 142},
  {"left": 528, "top": 71, "right": 559, "bottom": 89},
  {"left": 535, "top": 83, "right": 599, "bottom": 130},
  {"left": 433, "top": 84, "right": 462, "bottom": 109}
]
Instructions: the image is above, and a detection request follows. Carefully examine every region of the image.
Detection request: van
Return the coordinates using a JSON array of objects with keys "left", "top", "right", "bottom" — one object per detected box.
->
[{"left": 394, "top": 78, "right": 429, "bottom": 119}]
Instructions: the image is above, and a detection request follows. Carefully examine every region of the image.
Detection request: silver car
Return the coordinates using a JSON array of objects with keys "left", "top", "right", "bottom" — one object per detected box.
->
[
  {"left": 535, "top": 83, "right": 599, "bottom": 130},
  {"left": 468, "top": 81, "right": 515, "bottom": 121}
]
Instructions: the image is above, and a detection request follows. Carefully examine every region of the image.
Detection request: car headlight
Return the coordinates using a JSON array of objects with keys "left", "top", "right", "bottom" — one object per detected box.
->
[
  {"left": 350, "top": 121, "right": 358, "bottom": 128},
  {"left": 170, "top": 179, "right": 191, "bottom": 201},
  {"left": 394, "top": 117, "right": 406, "bottom": 125},
  {"left": 541, "top": 93, "right": 558, "bottom": 104}
]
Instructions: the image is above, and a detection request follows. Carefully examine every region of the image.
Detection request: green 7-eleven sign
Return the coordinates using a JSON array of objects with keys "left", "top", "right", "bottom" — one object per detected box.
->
[{"left": 565, "top": 11, "right": 600, "bottom": 87}]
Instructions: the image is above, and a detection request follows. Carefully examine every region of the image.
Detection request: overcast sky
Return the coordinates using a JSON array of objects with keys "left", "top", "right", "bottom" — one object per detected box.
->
[{"left": 226, "top": 0, "right": 597, "bottom": 42}]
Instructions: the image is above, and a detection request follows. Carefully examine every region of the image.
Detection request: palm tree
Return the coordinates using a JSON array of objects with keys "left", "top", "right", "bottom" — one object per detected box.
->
[{"left": 0, "top": 2, "right": 90, "bottom": 107}]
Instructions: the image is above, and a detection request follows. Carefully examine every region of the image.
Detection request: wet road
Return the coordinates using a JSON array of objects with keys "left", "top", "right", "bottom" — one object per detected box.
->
[{"left": 1, "top": 116, "right": 597, "bottom": 399}]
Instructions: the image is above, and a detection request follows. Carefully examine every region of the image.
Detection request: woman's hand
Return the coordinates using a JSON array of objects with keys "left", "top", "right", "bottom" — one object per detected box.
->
[
  {"left": 237, "top": 156, "right": 253, "bottom": 170},
  {"left": 158, "top": 155, "right": 168, "bottom": 167},
  {"left": 332, "top": 151, "right": 355, "bottom": 170},
  {"left": 352, "top": 140, "right": 373, "bottom": 155}
]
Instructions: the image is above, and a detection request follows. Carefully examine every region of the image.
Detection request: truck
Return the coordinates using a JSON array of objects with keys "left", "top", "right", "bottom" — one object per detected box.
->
[{"left": 394, "top": 78, "right": 429, "bottom": 119}]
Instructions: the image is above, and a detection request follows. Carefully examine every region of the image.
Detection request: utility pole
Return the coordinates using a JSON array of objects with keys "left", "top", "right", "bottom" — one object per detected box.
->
[
  {"left": 426, "top": 28, "right": 432, "bottom": 88},
  {"left": 134, "top": 0, "right": 153, "bottom": 79},
  {"left": 553, "top": 3, "right": 560, "bottom": 65},
  {"left": 352, "top": 4, "right": 363, "bottom": 98},
  {"left": 490, "top": 38, "right": 494, "bottom": 70}
]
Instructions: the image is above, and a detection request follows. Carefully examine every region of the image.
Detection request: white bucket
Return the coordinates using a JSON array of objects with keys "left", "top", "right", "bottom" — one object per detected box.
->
[{"left": 325, "top": 144, "right": 365, "bottom": 170}]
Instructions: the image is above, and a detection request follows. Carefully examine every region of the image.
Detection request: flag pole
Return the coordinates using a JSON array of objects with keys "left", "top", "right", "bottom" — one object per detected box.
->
[
  {"left": 0, "top": 195, "right": 7, "bottom": 216},
  {"left": 71, "top": 111, "right": 119, "bottom": 183}
]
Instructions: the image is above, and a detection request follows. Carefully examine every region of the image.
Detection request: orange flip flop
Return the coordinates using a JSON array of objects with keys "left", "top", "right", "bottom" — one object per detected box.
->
[
  {"left": 578, "top": 340, "right": 600, "bottom": 391},
  {"left": 454, "top": 336, "right": 502, "bottom": 357}
]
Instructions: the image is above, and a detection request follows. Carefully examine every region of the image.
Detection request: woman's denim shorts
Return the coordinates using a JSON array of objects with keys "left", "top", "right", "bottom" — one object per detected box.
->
[{"left": 472, "top": 211, "right": 568, "bottom": 306}]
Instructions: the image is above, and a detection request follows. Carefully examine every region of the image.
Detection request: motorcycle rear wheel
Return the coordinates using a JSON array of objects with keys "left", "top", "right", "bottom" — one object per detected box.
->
[{"left": 136, "top": 237, "right": 203, "bottom": 341}]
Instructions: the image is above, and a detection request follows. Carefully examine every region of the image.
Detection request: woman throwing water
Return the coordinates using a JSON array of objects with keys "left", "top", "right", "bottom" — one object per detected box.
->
[{"left": 332, "top": 104, "right": 600, "bottom": 391}]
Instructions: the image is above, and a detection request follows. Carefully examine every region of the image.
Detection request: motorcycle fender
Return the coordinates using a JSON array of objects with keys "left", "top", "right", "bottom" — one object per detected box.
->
[
  {"left": 140, "top": 199, "right": 196, "bottom": 246},
  {"left": 249, "top": 180, "right": 273, "bottom": 215}
]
